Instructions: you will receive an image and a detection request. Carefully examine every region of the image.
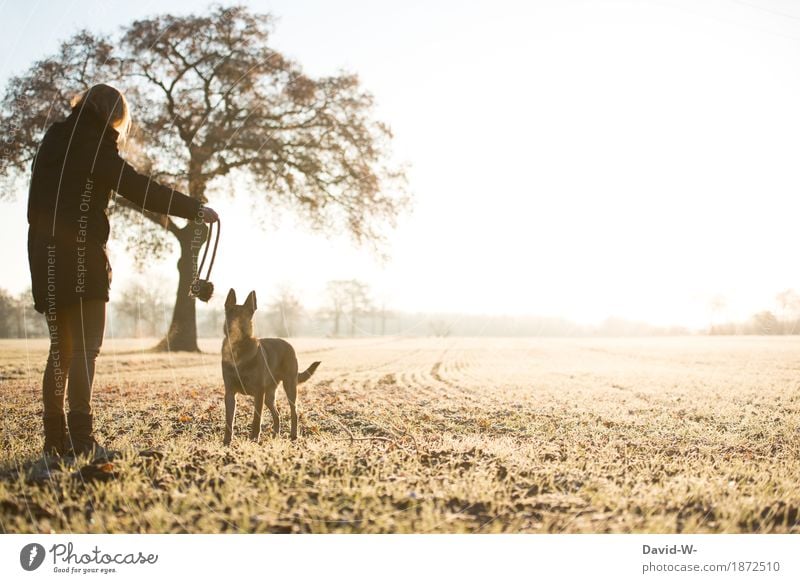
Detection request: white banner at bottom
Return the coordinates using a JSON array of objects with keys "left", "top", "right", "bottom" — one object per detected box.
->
[{"left": 1, "top": 534, "right": 797, "bottom": 582}]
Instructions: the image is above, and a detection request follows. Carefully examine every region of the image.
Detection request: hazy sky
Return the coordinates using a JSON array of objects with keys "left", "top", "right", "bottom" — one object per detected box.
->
[{"left": 2, "top": 0, "right": 800, "bottom": 328}]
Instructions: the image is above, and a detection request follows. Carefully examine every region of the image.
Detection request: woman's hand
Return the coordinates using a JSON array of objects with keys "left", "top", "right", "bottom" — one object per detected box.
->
[{"left": 199, "top": 206, "right": 219, "bottom": 223}]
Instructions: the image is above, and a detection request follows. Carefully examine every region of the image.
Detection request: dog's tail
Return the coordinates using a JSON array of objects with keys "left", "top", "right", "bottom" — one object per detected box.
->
[{"left": 298, "top": 361, "right": 321, "bottom": 383}]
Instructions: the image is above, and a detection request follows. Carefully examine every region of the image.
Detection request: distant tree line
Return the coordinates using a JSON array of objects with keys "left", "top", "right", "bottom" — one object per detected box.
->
[
  {"left": 709, "top": 312, "right": 800, "bottom": 335},
  {"left": 0, "top": 279, "right": 391, "bottom": 339},
  {"left": 5, "top": 284, "right": 800, "bottom": 339},
  {"left": 0, "top": 287, "right": 47, "bottom": 338},
  {"left": 708, "top": 289, "right": 800, "bottom": 335}
]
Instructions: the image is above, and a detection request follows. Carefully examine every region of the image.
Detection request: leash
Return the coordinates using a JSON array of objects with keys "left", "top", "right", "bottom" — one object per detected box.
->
[{"left": 189, "top": 217, "right": 220, "bottom": 302}]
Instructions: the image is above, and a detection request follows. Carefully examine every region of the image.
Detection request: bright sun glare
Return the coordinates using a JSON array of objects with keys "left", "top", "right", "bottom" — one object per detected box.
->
[{"left": 2, "top": 0, "right": 799, "bottom": 329}]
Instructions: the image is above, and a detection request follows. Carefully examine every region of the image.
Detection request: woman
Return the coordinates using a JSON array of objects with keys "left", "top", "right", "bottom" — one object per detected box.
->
[{"left": 27, "top": 83, "right": 218, "bottom": 460}]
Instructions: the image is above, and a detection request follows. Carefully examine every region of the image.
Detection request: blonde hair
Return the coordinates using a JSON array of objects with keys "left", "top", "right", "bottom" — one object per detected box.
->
[{"left": 70, "top": 83, "right": 131, "bottom": 144}]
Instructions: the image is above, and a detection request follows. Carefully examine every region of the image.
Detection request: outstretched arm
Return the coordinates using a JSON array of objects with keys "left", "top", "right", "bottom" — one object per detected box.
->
[{"left": 94, "top": 145, "right": 206, "bottom": 220}]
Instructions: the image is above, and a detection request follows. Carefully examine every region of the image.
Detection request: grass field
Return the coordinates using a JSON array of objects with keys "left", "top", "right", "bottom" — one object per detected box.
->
[{"left": 1, "top": 336, "right": 799, "bottom": 533}]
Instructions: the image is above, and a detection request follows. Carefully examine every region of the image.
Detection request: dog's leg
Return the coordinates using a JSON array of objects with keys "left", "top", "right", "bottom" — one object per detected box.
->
[
  {"left": 250, "top": 389, "right": 264, "bottom": 442},
  {"left": 265, "top": 384, "right": 279, "bottom": 437},
  {"left": 283, "top": 377, "right": 299, "bottom": 440},
  {"left": 223, "top": 390, "right": 236, "bottom": 446}
]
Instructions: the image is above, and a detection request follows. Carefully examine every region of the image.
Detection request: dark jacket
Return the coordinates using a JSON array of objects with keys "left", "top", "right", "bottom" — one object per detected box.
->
[{"left": 27, "top": 106, "right": 202, "bottom": 314}]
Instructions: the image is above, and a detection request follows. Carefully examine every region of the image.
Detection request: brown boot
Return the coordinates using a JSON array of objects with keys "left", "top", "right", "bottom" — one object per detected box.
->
[
  {"left": 66, "top": 412, "right": 116, "bottom": 461},
  {"left": 42, "top": 414, "right": 67, "bottom": 457}
]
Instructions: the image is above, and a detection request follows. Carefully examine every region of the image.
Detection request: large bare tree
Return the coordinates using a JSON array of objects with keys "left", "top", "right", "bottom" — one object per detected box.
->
[{"left": 0, "top": 5, "right": 407, "bottom": 351}]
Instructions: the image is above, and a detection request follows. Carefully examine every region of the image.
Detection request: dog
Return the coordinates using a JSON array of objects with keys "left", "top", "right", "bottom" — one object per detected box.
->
[{"left": 221, "top": 289, "right": 320, "bottom": 444}]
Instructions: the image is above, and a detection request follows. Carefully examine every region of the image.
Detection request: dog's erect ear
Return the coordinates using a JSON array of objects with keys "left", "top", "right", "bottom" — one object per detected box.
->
[
  {"left": 245, "top": 290, "right": 257, "bottom": 313},
  {"left": 225, "top": 288, "right": 237, "bottom": 309}
]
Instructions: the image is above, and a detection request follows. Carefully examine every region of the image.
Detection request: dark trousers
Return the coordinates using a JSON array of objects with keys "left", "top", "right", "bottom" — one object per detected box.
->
[{"left": 42, "top": 299, "right": 106, "bottom": 417}]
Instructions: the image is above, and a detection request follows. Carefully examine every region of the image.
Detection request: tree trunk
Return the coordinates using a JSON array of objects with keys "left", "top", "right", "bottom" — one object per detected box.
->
[{"left": 154, "top": 220, "right": 208, "bottom": 352}]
